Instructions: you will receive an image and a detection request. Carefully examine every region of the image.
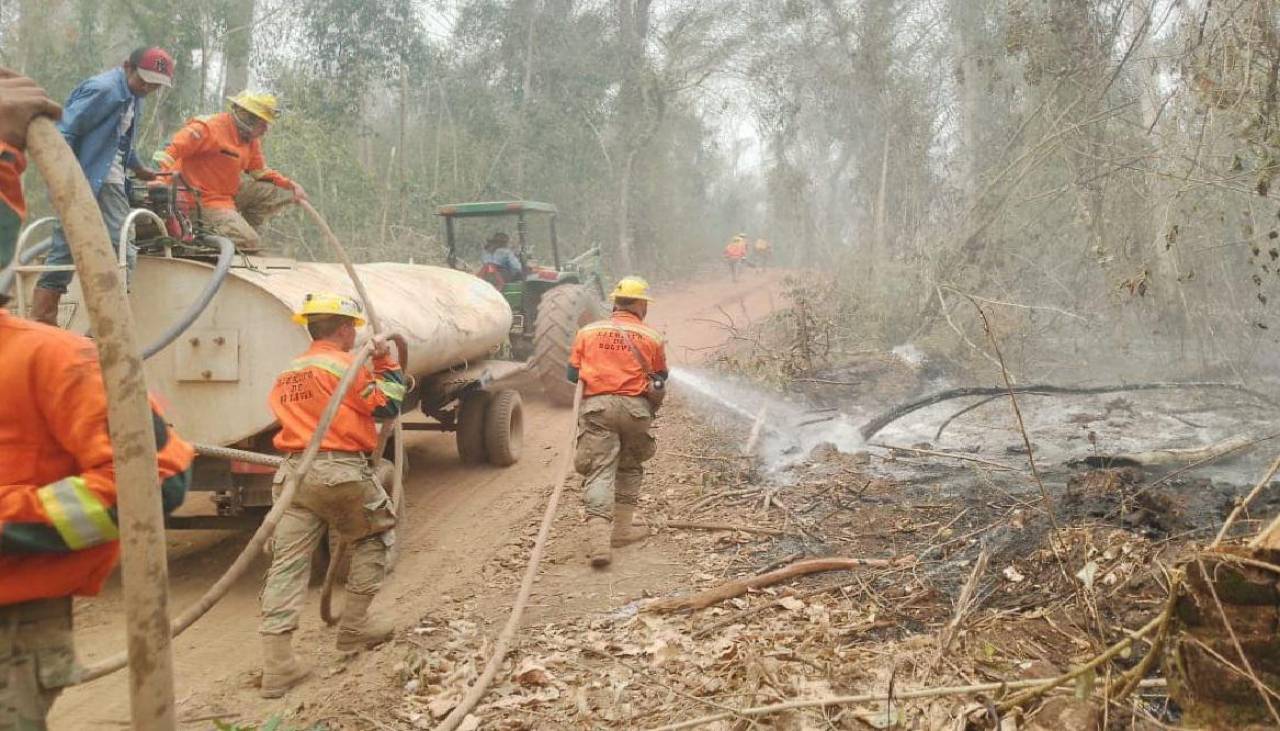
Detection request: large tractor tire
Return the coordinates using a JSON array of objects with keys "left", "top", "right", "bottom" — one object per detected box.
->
[
  {"left": 484, "top": 389, "right": 524, "bottom": 466},
  {"left": 456, "top": 392, "right": 490, "bottom": 464},
  {"left": 532, "top": 284, "right": 601, "bottom": 407}
]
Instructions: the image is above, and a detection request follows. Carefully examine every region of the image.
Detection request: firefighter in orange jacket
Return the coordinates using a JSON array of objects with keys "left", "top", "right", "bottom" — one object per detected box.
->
[
  {"left": 724, "top": 234, "right": 748, "bottom": 282},
  {"left": 155, "top": 91, "right": 306, "bottom": 253},
  {"left": 568, "top": 276, "right": 668, "bottom": 568},
  {"left": 259, "top": 293, "right": 406, "bottom": 698},
  {"left": 0, "top": 69, "right": 195, "bottom": 730}
]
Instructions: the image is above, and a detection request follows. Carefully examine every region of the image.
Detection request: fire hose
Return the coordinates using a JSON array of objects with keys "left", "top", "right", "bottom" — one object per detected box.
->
[
  {"left": 27, "top": 118, "right": 178, "bottom": 726},
  {"left": 435, "top": 379, "right": 583, "bottom": 731},
  {"left": 0, "top": 229, "right": 237, "bottom": 360}
]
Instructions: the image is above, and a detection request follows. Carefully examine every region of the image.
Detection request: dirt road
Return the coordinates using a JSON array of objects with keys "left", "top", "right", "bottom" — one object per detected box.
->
[{"left": 51, "top": 266, "right": 797, "bottom": 729}]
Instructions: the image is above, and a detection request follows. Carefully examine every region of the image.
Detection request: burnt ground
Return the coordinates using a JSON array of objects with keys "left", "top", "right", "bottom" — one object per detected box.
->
[
  {"left": 130, "top": 271, "right": 1279, "bottom": 730},
  {"left": 371, "top": 348, "right": 1280, "bottom": 730}
]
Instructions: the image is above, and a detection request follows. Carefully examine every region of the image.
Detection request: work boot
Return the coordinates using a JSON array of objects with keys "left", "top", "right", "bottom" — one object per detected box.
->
[
  {"left": 336, "top": 592, "right": 395, "bottom": 651},
  {"left": 611, "top": 504, "right": 650, "bottom": 547},
  {"left": 28, "top": 287, "right": 61, "bottom": 327},
  {"left": 260, "top": 633, "right": 312, "bottom": 699},
  {"left": 586, "top": 516, "right": 612, "bottom": 568}
]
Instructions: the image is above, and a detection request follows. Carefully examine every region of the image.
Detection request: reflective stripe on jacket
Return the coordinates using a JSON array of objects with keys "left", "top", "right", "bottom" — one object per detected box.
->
[
  {"left": 0, "top": 311, "right": 194, "bottom": 605},
  {"left": 269, "top": 340, "right": 405, "bottom": 454},
  {"left": 569, "top": 311, "right": 667, "bottom": 398},
  {"left": 156, "top": 112, "right": 292, "bottom": 209}
]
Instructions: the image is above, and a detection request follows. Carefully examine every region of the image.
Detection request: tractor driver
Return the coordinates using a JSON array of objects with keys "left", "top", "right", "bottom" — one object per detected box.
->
[
  {"left": 481, "top": 232, "right": 523, "bottom": 285},
  {"left": 154, "top": 91, "right": 307, "bottom": 254}
]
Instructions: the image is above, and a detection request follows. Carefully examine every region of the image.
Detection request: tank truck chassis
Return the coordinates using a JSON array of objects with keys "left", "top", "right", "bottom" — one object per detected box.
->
[{"left": 9, "top": 186, "right": 528, "bottom": 532}]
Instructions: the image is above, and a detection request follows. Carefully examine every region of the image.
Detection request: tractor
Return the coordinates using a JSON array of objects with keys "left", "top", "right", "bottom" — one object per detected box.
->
[{"left": 438, "top": 200, "right": 606, "bottom": 406}]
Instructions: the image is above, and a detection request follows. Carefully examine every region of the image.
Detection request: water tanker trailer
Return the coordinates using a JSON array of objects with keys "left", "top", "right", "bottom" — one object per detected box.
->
[{"left": 23, "top": 253, "right": 530, "bottom": 529}]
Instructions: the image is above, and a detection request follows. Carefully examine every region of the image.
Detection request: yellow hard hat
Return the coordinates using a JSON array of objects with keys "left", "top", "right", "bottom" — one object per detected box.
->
[
  {"left": 292, "top": 292, "right": 366, "bottom": 326},
  {"left": 227, "top": 91, "right": 280, "bottom": 123},
  {"left": 609, "top": 276, "right": 653, "bottom": 303}
]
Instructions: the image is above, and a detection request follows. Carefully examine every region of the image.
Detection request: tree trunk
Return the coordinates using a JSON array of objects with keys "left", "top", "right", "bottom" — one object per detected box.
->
[{"left": 221, "top": 0, "right": 255, "bottom": 99}]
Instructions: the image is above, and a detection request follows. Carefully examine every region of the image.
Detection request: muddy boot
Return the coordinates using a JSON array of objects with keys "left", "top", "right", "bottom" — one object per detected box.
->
[
  {"left": 28, "top": 287, "right": 61, "bottom": 327},
  {"left": 586, "top": 516, "right": 612, "bottom": 568},
  {"left": 336, "top": 593, "right": 395, "bottom": 651},
  {"left": 611, "top": 504, "right": 650, "bottom": 547},
  {"left": 260, "top": 632, "right": 311, "bottom": 699}
]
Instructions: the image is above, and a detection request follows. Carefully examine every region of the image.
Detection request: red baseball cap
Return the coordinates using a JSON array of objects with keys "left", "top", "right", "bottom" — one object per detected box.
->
[{"left": 133, "top": 47, "right": 175, "bottom": 88}]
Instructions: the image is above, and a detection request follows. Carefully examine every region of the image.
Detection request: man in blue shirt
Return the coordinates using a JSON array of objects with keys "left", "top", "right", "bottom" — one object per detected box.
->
[
  {"left": 28, "top": 47, "right": 175, "bottom": 326},
  {"left": 481, "top": 232, "right": 523, "bottom": 284}
]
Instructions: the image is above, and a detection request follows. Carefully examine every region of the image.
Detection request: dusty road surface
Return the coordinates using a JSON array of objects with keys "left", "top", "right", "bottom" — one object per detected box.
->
[{"left": 50, "top": 266, "right": 798, "bottom": 728}]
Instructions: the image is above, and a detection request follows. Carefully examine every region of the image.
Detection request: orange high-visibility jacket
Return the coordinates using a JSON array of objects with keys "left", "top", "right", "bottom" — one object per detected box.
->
[
  {"left": 724, "top": 239, "right": 746, "bottom": 261},
  {"left": 0, "top": 312, "right": 194, "bottom": 606},
  {"left": 156, "top": 112, "right": 292, "bottom": 209},
  {"left": 269, "top": 340, "right": 406, "bottom": 454},
  {"left": 0, "top": 142, "right": 26, "bottom": 267},
  {"left": 0, "top": 142, "right": 26, "bottom": 221},
  {"left": 570, "top": 311, "right": 668, "bottom": 398}
]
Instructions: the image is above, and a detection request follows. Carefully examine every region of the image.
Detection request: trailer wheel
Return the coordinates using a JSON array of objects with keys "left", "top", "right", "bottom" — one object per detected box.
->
[
  {"left": 456, "top": 392, "right": 490, "bottom": 464},
  {"left": 531, "top": 284, "right": 600, "bottom": 407},
  {"left": 484, "top": 389, "right": 524, "bottom": 466}
]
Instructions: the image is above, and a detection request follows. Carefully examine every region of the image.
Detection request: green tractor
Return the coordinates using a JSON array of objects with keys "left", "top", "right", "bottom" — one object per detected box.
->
[{"left": 438, "top": 200, "right": 606, "bottom": 406}]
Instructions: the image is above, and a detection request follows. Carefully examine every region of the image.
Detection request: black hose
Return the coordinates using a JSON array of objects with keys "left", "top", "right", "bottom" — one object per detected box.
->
[
  {"left": 0, "top": 235, "right": 235, "bottom": 361},
  {"left": 141, "top": 235, "right": 235, "bottom": 358}
]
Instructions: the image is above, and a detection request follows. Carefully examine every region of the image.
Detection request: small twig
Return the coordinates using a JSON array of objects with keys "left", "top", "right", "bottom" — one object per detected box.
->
[
  {"left": 996, "top": 589, "right": 1175, "bottom": 712},
  {"left": 663, "top": 450, "right": 747, "bottom": 463},
  {"left": 969, "top": 299, "right": 1061, "bottom": 538},
  {"left": 934, "top": 392, "right": 1055, "bottom": 441},
  {"left": 664, "top": 520, "right": 792, "bottom": 537},
  {"left": 872, "top": 442, "right": 1021, "bottom": 472},
  {"left": 1212, "top": 453, "right": 1280, "bottom": 546},
  {"left": 928, "top": 546, "right": 991, "bottom": 674}
]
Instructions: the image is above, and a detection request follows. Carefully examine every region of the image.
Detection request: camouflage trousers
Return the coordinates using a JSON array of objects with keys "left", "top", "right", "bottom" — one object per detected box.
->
[
  {"left": 0, "top": 598, "right": 75, "bottom": 731},
  {"left": 259, "top": 454, "right": 396, "bottom": 636},
  {"left": 200, "top": 179, "right": 295, "bottom": 253},
  {"left": 575, "top": 395, "right": 657, "bottom": 520}
]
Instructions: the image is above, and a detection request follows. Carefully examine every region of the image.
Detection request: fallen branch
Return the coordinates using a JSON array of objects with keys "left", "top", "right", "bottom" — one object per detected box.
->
[
  {"left": 1082, "top": 433, "right": 1267, "bottom": 469},
  {"left": 692, "top": 575, "right": 859, "bottom": 640},
  {"left": 860, "top": 382, "right": 1277, "bottom": 441},
  {"left": 872, "top": 443, "right": 1020, "bottom": 472},
  {"left": 644, "top": 557, "right": 899, "bottom": 614},
  {"left": 1120, "top": 431, "right": 1280, "bottom": 511}
]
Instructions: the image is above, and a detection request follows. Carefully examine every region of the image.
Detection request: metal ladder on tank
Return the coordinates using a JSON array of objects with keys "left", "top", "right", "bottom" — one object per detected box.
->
[{"left": 9, "top": 209, "right": 168, "bottom": 326}]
